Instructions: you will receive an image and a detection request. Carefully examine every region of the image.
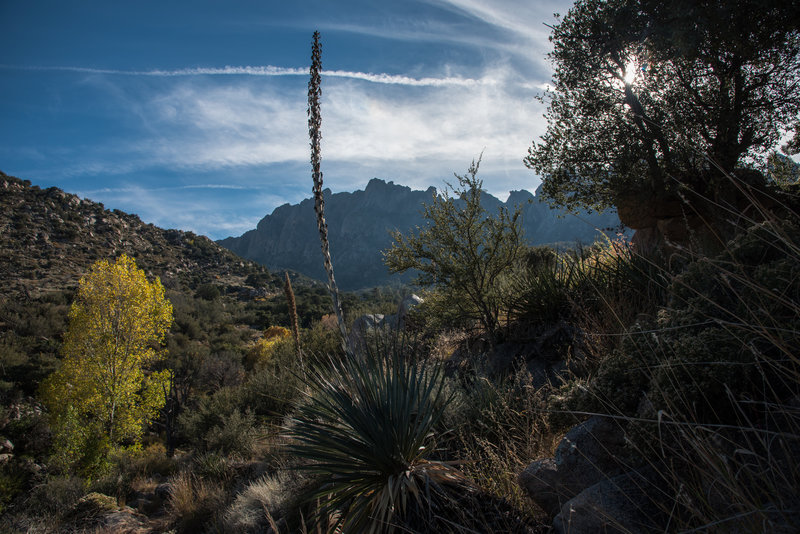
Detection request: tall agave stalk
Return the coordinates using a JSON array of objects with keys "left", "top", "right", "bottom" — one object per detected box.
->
[
  {"left": 283, "top": 271, "right": 302, "bottom": 364},
  {"left": 308, "top": 31, "right": 349, "bottom": 351}
]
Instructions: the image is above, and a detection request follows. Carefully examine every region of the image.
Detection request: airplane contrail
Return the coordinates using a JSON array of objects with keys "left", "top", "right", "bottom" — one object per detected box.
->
[{"left": 1, "top": 64, "right": 490, "bottom": 87}]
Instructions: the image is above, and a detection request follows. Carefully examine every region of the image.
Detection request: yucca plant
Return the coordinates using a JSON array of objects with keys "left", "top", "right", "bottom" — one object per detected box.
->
[{"left": 286, "top": 350, "right": 459, "bottom": 533}]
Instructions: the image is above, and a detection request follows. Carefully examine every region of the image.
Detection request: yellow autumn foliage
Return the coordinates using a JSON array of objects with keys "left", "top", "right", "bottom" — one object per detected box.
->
[
  {"left": 245, "top": 326, "right": 291, "bottom": 369},
  {"left": 41, "top": 254, "right": 172, "bottom": 474}
]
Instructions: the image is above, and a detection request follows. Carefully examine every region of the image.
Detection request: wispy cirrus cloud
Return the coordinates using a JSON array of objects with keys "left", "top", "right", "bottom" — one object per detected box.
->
[
  {"left": 431, "top": 0, "right": 566, "bottom": 41},
  {"left": 78, "top": 183, "right": 250, "bottom": 196},
  {"left": 0, "top": 64, "right": 490, "bottom": 87},
  {"left": 32, "top": 59, "right": 548, "bottom": 202}
]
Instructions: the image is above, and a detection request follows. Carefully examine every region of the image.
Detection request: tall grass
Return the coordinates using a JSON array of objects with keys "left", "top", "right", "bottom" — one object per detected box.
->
[
  {"left": 444, "top": 368, "right": 557, "bottom": 521},
  {"left": 561, "top": 174, "right": 800, "bottom": 531}
]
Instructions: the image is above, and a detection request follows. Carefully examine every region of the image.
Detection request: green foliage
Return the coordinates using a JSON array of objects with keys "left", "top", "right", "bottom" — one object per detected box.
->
[
  {"left": 0, "top": 291, "right": 70, "bottom": 399},
  {"left": 526, "top": 0, "right": 800, "bottom": 211},
  {"left": 195, "top": 283, "right": 221, "bottom": 301},
  {"left": 509, "top": 246, "right": 580, "bottom": 324},
  {"left": 385, "top": 159, "right": 523, "bottom": 344},
  {"left": 241, "top": 338, "right": 305, "bottom": 419},
  {"left": 571, "top": 218, "right": 800, "bottom": 430},
  {"left": 0, "top": 462, "right": 27, "bottom": 515},
  {"left": 178, "top": 387, "right": 259, "bottom": 457},
  {"left": 542, "top": 213, "right": 800, "bottom": 531},
  {"left": 767, "top": 152, "right": 800, "bottom": 186},
  {"left": 649, "top": 221, "right": 800, "bottom": 420},
  {"left": 18, "top": 475, "right": 85, "bottom": 522},
  {"left": 40, "top": 255, "right": 173, "bottom": 476},
  {"left": 509, "top": 240, "right": 669, "bottom": 329},
  {"left": 287, "top": 350, "right": 456, "bottom": 533}
]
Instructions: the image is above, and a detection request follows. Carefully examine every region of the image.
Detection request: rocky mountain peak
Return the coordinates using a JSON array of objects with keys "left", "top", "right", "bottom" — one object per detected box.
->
[{"left": 219, "top": 179, "right": 621, "bottom": 290}]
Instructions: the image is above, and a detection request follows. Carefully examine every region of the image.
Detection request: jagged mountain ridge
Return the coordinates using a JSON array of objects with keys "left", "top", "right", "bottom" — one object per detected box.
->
[
  {"left": 219, "top": 178, "right": 621, "bottom": 290},
  {"left": 0, "top": 171, "right": 278, "bottom": 299}
]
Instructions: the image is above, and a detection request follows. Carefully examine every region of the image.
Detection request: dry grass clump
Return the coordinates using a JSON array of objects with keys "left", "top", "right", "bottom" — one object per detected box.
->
[
  {"left": 221, "top": 471, "right": 307, "bottom": 533},
  {"left": 443, "top": 368, "right": 559, "bottom": 521},
  {"left": 166, "top": 470, "right": 226, "bottom": 533}
]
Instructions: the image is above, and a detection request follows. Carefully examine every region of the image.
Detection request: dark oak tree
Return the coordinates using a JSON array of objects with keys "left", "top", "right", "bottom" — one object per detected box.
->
[{"left": 526, "top": 0, "right": 800, "bottom": 212}]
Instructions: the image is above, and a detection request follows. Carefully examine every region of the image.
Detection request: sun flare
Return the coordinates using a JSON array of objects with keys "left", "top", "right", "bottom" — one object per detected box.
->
[{"left": 623, "top": 60, "right": 638, "bottom": 85}]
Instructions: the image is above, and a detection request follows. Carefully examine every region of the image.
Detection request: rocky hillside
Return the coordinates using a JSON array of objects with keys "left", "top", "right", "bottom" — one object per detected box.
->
[
  {"left": 219, "top": 178, "right": 621, "bottom": 290},
  {"left": 0, "top": 171, "right": 279, "bottom": 299}
]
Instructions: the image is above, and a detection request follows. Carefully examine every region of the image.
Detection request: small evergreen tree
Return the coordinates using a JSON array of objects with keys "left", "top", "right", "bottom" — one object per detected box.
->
[{"left": 384, "top": 159, "right": 522, "bottom": 345}]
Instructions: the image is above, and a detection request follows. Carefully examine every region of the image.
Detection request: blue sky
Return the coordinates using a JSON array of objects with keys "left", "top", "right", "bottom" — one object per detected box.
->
[{"left": 1, "top": 0, "right": 574, "bottom": 240}]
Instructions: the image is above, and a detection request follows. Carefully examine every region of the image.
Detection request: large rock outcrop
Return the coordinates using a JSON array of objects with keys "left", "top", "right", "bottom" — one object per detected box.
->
[
  {"left": 519, "top": 416, "right": 665, "bottom": 533},
  {"left": 616, "top": 169, "right": 779, "bottom": 252}
]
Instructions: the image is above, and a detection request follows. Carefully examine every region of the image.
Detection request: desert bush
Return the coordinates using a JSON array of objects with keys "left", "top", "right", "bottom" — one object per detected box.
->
[
  {"left": 612, "top": 220, "right": 800, "bottom": 426},
  {"left": 385, "top": 158, "right": 524, "bottom": 345},
  {"left": 244, "top": 326, "right": 291, "bottom": 370},
  {"left": 508, "top": 246, "right": 578, "bottom": 324},
  {"left": 241, "top": 346, "right": 303, "bottom": 420},
  {"left": 3, "top": 406, "right": 51, "bottom": 461},
  {"left": 510, "top": 239, "right": 669, "bottom": 331},
  {"left": 205, "top": 410, "right": 260, "bottom": 458},
  {"left": 300, "top": 318, "right": 346, "bottom": 359},
  {"left": 222, "top": 471, "right": 307, "bottom": 533},
  {"left": 195, "top": 283, "right": 221, "bottom": 301},
  {"left": 86, "top": 443, "right": 177, "bottom": 506},
  {"left": 179, "top": 388, "right": 260, "bottom": 457},
  {"left": 0, "top": 461, "right": 27, "bottom": 515},
  {"left": 563, "top": 213, "right": 800, "bottom": 531},
  {"left": 196, "top": 351, "right": 245, "bottom": 392},
  {"left": 6, "top": 475, "right": 85, "bottom": 531}
]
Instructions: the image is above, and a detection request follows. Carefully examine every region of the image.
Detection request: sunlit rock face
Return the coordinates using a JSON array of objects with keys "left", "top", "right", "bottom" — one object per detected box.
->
[{"left": 219, "top": 179, "right": 620, "bottom": 290}]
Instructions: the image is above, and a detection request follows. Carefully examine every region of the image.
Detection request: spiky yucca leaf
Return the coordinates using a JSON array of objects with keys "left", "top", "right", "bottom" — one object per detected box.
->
[{"left": 287, "top": 351, "right": 457, "bottom": 533}]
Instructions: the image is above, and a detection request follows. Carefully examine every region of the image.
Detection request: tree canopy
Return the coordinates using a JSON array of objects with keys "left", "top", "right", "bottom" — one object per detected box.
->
[
  {"left": 525, "top": 0, "right": 800, "bottom": 211},
  {"left": 41, "top": 254, "right": 173, "bottom": 474}
]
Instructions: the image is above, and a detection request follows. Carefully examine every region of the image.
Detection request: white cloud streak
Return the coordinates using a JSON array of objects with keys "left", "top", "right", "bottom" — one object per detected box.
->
[
  {"left": 78, "top": 184, "right": 250, "bottom": 195},
  {"left": 1, "top": 64, "right": 489, "bottom": 87}
]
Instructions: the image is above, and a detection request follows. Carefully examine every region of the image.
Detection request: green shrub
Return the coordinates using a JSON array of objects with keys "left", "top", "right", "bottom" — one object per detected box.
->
[
  {"left": 0, "top": 462, "right": 27, "bottom": 515},
  {"left": 179, "top": 388, "right": 260, "bottom": 457},
  {"left": 195, "top": 283, "right": 221, "bottom": 301},
  {"left": 643, "top": 221, "right": 799, "bottom": 425},
  {"left": 15, "top": 476, "right": 85, "bottom": 526}
]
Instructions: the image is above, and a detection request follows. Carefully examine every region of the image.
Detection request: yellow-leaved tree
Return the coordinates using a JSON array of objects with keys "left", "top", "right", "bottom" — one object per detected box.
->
[{"left": 41, "top": 254, "right": 172, "bottom": 475}]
